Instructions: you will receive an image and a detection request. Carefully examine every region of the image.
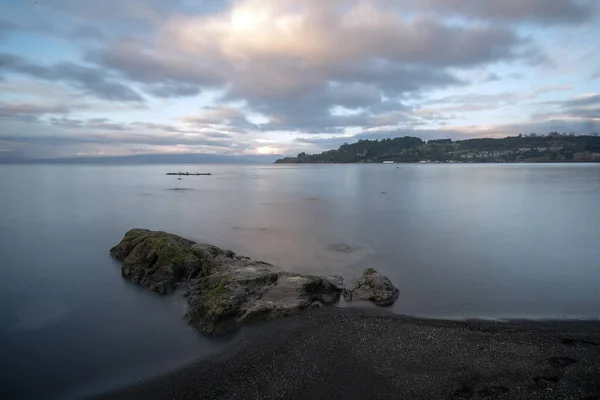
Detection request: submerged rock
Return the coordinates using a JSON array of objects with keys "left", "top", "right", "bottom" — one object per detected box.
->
[
  {"left": 343, "top": 268, "right": 400, "bottom": 306},
  {"left": 110, "top": 229, "right": 398, "bottom": 334}
]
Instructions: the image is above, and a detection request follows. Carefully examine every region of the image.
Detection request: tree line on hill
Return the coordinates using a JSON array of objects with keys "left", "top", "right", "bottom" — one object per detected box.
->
[{"left": 274, "top": 133, "right": 600, "bottom": 164}]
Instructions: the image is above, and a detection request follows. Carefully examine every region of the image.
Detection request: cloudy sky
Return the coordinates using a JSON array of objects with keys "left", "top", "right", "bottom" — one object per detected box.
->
[{"left": 1, "top": 0, "right": 599, "bottom": 161}]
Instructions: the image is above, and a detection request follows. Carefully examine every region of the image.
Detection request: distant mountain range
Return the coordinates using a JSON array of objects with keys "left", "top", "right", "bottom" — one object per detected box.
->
[
  {"left": 275, "top": 133, "right": 600, "bottom": 164},
  {"left": 1, "top": 153, "right": 280, "bottom": 165}
]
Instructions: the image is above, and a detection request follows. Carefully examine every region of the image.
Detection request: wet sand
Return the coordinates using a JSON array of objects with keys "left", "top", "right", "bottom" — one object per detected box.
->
[{"left": 96, "top": 308, "right": 600, "bottom": 400}]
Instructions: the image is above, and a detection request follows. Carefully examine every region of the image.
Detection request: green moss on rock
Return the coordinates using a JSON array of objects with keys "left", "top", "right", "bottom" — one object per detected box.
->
[
  {"left": 186, "top": 274, "right": 243, "bottom": 334},
  {"left": 110, "top": 229, "right": 200, "bottom": 294}
]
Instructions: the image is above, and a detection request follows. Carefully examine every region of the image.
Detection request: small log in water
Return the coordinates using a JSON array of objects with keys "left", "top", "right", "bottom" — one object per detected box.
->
[{"left": 166, "top": 172, "right": 211, "bottom": 176}]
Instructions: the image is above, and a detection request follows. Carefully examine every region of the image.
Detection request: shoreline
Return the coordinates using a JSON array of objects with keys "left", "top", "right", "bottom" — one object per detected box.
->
[
  {"left": 274, "top": 160, "right": 600, "bottom": 164},
  {"left": 95, "top": 307, "right": 600, "bottom": 399}
]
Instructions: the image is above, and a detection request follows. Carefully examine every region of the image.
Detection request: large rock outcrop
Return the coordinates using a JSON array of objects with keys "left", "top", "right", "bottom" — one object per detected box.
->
[
  {"left": 343, "top": 268, "right": 400, "bottom": 306},
  {"left": 110, "top": 229, "right": 398, "bottom": 334},
  {"left": 110, "top": 229, "right": 201, "bottom": 294}
]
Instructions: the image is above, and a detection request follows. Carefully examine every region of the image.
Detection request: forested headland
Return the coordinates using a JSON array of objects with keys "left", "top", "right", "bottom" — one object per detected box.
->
[{"left": 275, "top": 133, "right": 600, "bottom": 164}]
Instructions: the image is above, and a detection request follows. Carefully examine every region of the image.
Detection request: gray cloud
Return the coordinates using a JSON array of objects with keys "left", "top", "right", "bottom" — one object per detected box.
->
[
  {"left": 430, "top": 92, "right": 534, "bottom": 106},
  {"left": 484, "top": 73, "right": 502, "bottom": 82},
  {"left": 532, "top": 95, "right": 600, "bottom": 130},
  {"left": 180, "top": 106, "right": 258, "bottom": 132},
  {"left": 69, "top": 25, "right": 106, "bottom": 41},
  {"left": 0, "top": 15, "right": 105, "bottom": 43},
  {"left": 238, "top": 73, "right": 455, "bottom": 133},
  {"left": 326, "top": 83, "right": 381, "bottom": 109},
  {"left": 565, "top": 95, "right": 600, "bottom": 108},
  {"left": 145, "top": 83, "right": 201, "bottom": 98},
  {"left": 207, "top": 21, "right": 531, "bottom": 109},
  {"left": 218, "top": 63, "right": 463, "bottom": 133},
  {"left": 147, "top": 2, "right": 533, "bottom": 133},
  {"left": 46, "top": 117, "right": 246, "bottom": 138},
  {"left": 0, "top": 131, "right": 235, "bottom": 148},
  {"left": 88, "top": 1, "right": 534, "bottom": 110},
  {"left": 49, "top": 117, "right": 128, "bottom": 131},
  {"left": 399, "top": 0, "right": 596, "bottom": 25},
  {"left": 557, "top": 96, "right": 599, "bottom": 131},
  {"left": 368, "top": 100, "right": 410, "bottom": 115},
  {"left": 130, "top": 122, "right": 193, "bottom": 133},
  {"left": 88, "top": 39, "right": 223, "bottom": 92},
  {"left": 0, "top": 102, "right": 70, "bottom": 122},
  {"left": 129, "top": 122, "right": 241, "bottom": 137},
  {"left": 356, "top": 19, "right": 527, "bottom": 67},
  {"left": 42, "top": 0, "right": 182, "bottom": 26},
  {"left": 203, "top": 132, "right": 232, "bottom": 139},
  {"left": 417, "top": 86, "right": 575, "bottom": 117},
  {"left": 246, "top": 95, "right": 368, "bottom": 133},
  {"left": 330, "top": 62, "right": 464, "bottom": 96},
  {"left": 48, "top": 117, "right": 83, "bottom": 128},
  {"left": 0, "top": 53, "right": 143, "bottom": 102},
  {"left": 44, "top": 0, "right": 596, "bottom": 28},
  {"left": 567, "top": 108, "right": 600, "bottom": 120}
]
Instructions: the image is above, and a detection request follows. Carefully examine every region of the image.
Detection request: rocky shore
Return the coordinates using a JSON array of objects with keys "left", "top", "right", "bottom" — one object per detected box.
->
[
  {"left": 104, "top": 229, "right": 600, "bottom": 399},
  {"left": 97, "top": 307, "right": 600, "bottom": 400},
  {"left": 110, "top": 229, "right": 399, "bottom": 334}
]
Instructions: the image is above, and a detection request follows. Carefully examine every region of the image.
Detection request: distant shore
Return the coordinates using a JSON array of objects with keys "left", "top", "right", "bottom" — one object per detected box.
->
[
  {"left": 96, "top": 307, "right": 600, "bottom": 400},
  {"left": 274, "top": 134, "right": 600, "bottom": 164},
  {"left": 273, "top": 160, "right": 600, "bottom": 164}
]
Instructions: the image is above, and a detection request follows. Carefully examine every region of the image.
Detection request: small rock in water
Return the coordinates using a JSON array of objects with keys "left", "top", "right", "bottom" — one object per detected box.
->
[{"left": 343, "top": 268, "right": 399, "bottom": 306}]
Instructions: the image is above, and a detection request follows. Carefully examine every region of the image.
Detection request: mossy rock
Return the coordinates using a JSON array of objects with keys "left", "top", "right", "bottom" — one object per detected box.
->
[
  {"left": 110, "top": 229, "right": 201, "bottom": 294},
  {"left": 110, "top": 229, "right": 398, "bottom": 335},
  {"left": 186, "top": 274, "right": 246, "bottom": 334}
]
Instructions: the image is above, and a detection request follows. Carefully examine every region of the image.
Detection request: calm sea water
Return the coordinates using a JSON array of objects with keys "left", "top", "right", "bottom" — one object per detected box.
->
[{"left": 1, "top": 163, "right": 599, "bottom": 398}]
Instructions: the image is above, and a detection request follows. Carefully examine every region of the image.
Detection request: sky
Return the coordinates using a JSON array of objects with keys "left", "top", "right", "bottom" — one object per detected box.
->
[{"left": 1, "top": 0, "right": 599, "bottom": 161}]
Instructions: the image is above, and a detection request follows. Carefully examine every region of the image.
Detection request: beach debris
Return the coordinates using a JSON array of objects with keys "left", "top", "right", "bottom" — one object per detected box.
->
[{"left": 166, "top": 172, "right": 211, "bottom": 176}]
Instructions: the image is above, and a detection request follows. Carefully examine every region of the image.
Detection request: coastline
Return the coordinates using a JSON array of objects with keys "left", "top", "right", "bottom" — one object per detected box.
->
[
  {"left": 273, "top": 160, "right": 600, "bottom": 164},
  {"left": 95, "top": 307, "right": 600, "bottom": 400}
]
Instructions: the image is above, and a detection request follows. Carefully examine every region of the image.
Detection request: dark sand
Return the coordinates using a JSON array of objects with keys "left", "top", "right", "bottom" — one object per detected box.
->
[{"left": 97, "top": 308, "right": 600, "bottom": 400}]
